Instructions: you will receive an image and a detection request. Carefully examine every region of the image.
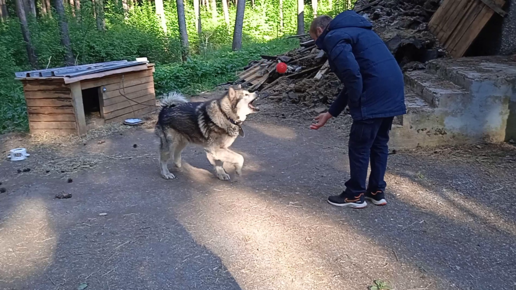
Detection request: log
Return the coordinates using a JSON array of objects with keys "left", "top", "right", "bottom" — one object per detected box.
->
[
  {"left": 314, "top": 61, "right": 330, "bottom": 80},
  {"left": 300, "top": 40, "right": 315, "bottom": 47}
]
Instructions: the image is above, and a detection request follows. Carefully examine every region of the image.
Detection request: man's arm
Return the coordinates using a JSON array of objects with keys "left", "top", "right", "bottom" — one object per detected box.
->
[
  {"left": 328, "top": 88, "right": 348, "bottom": 117},
  {"left": 324, "top": 37, "right": 362, "bottom": 117}
]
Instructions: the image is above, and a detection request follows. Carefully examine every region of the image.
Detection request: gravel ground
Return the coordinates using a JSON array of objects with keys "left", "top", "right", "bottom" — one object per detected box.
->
[{"left": 0, "top": 94, "right": 515, "bottom": 290}]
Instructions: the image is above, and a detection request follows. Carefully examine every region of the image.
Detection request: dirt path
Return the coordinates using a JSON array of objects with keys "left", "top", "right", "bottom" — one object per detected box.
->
[{"left": 1, "top": 94, "right": 515, "bottom": 290}]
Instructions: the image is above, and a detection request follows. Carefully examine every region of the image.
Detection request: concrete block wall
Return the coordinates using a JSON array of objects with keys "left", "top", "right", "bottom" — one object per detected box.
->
[{"left": 390, "top": 56, "right": 516, "bottom": 149}]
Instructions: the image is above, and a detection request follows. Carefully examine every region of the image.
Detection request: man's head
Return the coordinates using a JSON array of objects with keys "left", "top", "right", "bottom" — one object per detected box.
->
[{"left": 310, "top": 15, "right": 332, "bottom": 41}]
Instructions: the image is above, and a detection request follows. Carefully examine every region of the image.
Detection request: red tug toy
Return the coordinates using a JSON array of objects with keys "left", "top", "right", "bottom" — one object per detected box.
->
[{"left": 276, "top": 62, "right": 288, "bottom": 74}]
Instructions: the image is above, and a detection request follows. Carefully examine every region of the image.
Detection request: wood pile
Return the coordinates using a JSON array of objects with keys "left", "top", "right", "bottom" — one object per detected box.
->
[
  {"left": 235, "top": 36, "right": 326, "bottom": 91},
  {"left": 235, "top": 41, "right": 343, "bottom": 109},
  {"left": 354, "top": 0, "right": 446, "bottom": 70},
  {"left": 234, "top": 0, "right": 447, "bottom": 108}
]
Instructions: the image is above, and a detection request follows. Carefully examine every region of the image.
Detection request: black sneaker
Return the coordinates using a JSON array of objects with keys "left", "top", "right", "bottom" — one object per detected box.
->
[
  {"left": 365, "top": 190, "right": 387, "bottom": 206},
  {"left": 327, "top": 192, "right": 367, "bottom": 209}
]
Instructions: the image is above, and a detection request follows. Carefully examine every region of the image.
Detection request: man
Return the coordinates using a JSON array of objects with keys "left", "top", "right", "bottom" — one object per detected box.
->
[{"left": 309, "top": 11, "right": 406, "bottom": 209}]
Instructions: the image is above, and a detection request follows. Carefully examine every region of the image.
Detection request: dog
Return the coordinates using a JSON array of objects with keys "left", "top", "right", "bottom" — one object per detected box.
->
[{"left": 155, "top": 86, "right": 259, "bottom": 180}]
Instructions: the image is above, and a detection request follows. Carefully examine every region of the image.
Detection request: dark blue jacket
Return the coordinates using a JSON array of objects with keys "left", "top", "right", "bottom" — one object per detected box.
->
[{"left": 315, "top": 11, "right": 406, "bottom": 120}]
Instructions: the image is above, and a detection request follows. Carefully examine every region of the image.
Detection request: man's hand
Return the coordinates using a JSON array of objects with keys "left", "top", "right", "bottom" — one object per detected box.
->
[{"left": 310, "top": 112, "right": 333, "bottom": 130}]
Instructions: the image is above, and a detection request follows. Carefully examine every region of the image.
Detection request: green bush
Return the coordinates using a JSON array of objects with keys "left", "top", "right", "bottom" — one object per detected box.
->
[
  {"left": 154, "top": 37, "right": 298, "bottom": 95},
  {"left": 0, "top": 23, "right": 28, "bottom": 133}
]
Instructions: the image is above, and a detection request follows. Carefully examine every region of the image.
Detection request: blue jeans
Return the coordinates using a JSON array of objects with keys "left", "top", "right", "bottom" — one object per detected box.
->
[{"left": 344, "top": 117, "right": 394, "bottom": 197}]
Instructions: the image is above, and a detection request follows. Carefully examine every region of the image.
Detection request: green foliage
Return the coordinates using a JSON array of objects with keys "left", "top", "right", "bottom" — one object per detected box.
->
[
  {"left": 154, "top": 37, "right": 298, "bottom": 95},
  {"left": 0, "top": 0, "right": 356, "bottom": 134},
  {"left": 0, "top": 22, "right": 29, "bottom": 133},
  {"left": 368, "top": 280, "right": 392, "bottom": 290}
]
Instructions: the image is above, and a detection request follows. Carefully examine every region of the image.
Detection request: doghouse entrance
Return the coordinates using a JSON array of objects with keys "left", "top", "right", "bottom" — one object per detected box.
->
[{"left": 82, "top": 87, "right": 104, "bottom": 129}]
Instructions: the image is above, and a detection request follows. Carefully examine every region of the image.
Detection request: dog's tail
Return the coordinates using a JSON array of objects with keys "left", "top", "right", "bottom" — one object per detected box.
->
[{"left": 159, "top": 92, "right": 188, "bottom": 108}]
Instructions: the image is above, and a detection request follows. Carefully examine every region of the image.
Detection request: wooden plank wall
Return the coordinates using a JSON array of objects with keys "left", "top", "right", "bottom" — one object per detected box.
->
[
  {"left": 429, "top": 0, "right": 506, "bottom": 58},
  {"left": 80, "top": 68, "right": 157, "bottom": 123},
  {"left": 22, "top": 80, "right": 77, "bottom": 134}
]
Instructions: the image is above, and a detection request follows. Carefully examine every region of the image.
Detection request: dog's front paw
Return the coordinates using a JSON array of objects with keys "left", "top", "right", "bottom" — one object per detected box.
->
[
  {"left": 216, "top": 172, "right": 231, "bottom": 181},
  {"left": 161, "top": 171, "right": 176, "bottom": 180}
]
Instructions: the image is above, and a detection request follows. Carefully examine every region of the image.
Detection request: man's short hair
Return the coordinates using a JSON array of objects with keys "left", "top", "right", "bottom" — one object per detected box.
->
[{"left": 310, "top": 15, "right": 332, "bottom": 34}]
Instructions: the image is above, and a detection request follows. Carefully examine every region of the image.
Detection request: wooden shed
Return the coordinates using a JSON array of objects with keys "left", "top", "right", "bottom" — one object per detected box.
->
[{"left": 15, "top": 59, "right": 157, "bottom": 136}]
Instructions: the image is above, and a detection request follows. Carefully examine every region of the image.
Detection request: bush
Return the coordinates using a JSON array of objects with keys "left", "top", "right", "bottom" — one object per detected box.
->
[{"left": 154, "top": 37, "right": 298, "bottom": 95}]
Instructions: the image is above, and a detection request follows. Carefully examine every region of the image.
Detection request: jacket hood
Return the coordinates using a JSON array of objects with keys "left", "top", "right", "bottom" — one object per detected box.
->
[
  {"left": 315, "top": 10, "right": 372, "bottom": 49},
  {"left": 329, "top": 10, "right": 372, "bottom": 30}
]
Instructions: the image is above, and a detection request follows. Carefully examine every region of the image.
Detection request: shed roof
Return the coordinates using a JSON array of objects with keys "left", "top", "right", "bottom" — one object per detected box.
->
[{"left": 15, "top": 60, "right": 151, "bottom": 83}]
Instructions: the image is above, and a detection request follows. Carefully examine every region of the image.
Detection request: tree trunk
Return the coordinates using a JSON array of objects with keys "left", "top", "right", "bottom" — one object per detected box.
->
[
  {"left": 221, "top": 0, "right": 229, "bottom": 26},
  {"left": 45, "top": 0, "right": 52, "bottom": 16},
  {"left": 41, "top": 0, "right": 47, "bottom": 15},
  {"left": 232, "top": 0, "right": 245, "bottom": 51},
  {"left": 69, "top": 0, "right": 75, "bottom": 16},
  {"left": 210, "top": 0, "right": 216, "bottom": 21},
  {"left": 312, "top": 0, "right": 317, "bottom": 17},
  {"left": 28, "top": 0, "right": 37, "bottom": 16},
  {"left": 0, "top": 0, "right": 8, "bottom": 20},
  {"left": 54, "top": 0, "right": 74, "bottom": 66},
  {"left": 297, "top": 0, "right": 304, "bottom": 35},
  {"left": 95, "top": 0, "right": 105, "bottom": 30},
  {"left": 122, "top": 0, "right": 128, "bottom": 18},
  {"left": 91, "top": 0, "right": 96, "bottom": 19},
  {"left": 176, "top": 0, "right": 189, "bottom": 61},
  {"left": 194, "top": 0, "right": 202, "bottom": 36},
  {"left": 347, "top": 0, "right": 351, "bottom": 10},
  {"left": 155, "top": 0, "right": 167, "bottom": 33},
  {"left": 15, "top": 0, "right": 38, "bottom": 68},
  {"left": 328, "top": 0, "right": 332, "bottom": 10},
  {"left": 251, "top": 0, "right": 254, "bottom": 9},
  {"left": 74, "top": 0, "right": 81, "bottom": 20},
  {"left": 279, "top": 0, "right": 283, "bottom": 32}
]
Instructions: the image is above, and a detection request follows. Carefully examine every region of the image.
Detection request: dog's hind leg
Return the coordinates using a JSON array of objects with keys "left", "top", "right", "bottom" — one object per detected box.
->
[
  {"left": 205, "top": 150, "right": 231, "bottom": 181},
  {"left": 172, "top": 138, "right": 187, "bottom": 168},
  {"left": 158, "top": 134, "right": 176, "bottom": 180}
]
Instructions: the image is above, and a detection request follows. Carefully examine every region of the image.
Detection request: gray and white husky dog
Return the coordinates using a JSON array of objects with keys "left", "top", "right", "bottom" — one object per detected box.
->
[{"left": 155, "top": 86, "right": 259, "bottom": 180}]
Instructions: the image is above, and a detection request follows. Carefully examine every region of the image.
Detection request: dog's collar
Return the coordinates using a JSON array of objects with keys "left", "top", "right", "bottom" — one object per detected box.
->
[
  {"left": 216, "top": 101, "right": 244, "bottom": 137},
  {"left": 217, "top": 100, "right": 242, "bottom": 127},
  {"left": 228, "top": 117, "right": 242, "bottom": 126}
]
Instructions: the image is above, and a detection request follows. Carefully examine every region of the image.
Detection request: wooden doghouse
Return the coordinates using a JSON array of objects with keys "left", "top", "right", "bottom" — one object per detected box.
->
[{"left": 15, "top": 59, "right": 157, "bottom": 136}]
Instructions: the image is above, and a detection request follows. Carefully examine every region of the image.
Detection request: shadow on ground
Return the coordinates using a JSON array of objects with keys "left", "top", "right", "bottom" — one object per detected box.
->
[{"left": 0, "top": 100, "right": 515, "bottom": 290}]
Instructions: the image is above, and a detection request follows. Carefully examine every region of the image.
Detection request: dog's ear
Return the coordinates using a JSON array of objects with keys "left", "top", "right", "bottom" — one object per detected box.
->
[{"left": 228, "top": 87, "right": 236, "bottom": 100}]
